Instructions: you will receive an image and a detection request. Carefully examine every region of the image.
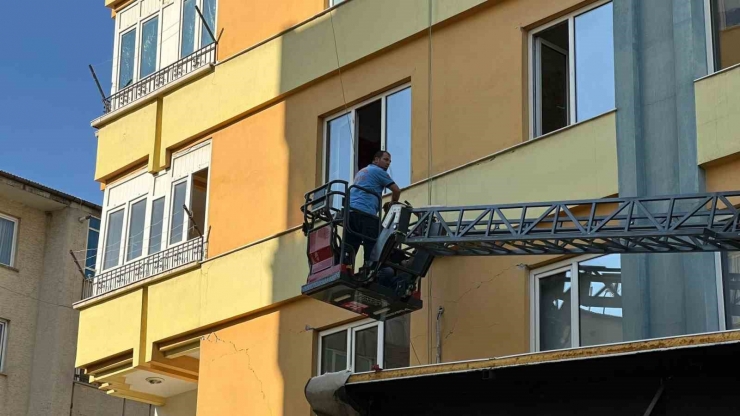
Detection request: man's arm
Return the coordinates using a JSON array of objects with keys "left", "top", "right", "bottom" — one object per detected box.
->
[{"left": 388, "top": 183, "right": 401, "bottom": 202}]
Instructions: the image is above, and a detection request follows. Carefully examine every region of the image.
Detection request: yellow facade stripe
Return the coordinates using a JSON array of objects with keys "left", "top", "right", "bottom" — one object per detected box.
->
[{"left": 696, "top": 64, "right": 740, "bottom": 165}]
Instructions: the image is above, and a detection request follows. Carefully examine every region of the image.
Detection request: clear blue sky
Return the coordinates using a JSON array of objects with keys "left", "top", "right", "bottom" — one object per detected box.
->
[{"left": 0, "top": 2, "right": 114, "bottom": 204}]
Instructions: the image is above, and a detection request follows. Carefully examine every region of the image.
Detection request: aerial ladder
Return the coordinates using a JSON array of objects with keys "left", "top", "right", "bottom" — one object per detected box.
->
[{"left": 301, "top": 180, "right": 740, "bottom": 321}]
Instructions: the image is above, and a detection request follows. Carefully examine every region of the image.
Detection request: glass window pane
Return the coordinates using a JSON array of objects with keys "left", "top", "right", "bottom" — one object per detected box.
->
[
  {"left": 385, "top": 88, "right": 412, "bottom": 189},
  {"left": 321, "top": 331, "right": 348, "bottom": 374},
  {"left": 201, "top": 0, "right": 217, "bottom": 47},
  {"left": 354, "top": 326, "right": 378, "bottom": 373},
  {"left": 535, "top": 21, "right": 569, "bottom": 136},
  {"left": 723, "top": 252, "right": 740, "bottom": 329},
  {"left": 574, "top": 3, "right": 615, "bottom": 122},
  {"left": 170, "top": 182, "right": 187, "bottom": 245},
  {"left": 0, "top": 217, "right": 15, "bottom": 266},
  {"left": 539, "top": 270, "right": 572, "bottom": 351},
  {"left": 85, "top": 230, "right": 99, "bottom": 269},
  {"left": 383, "top": 315, "right": 410, "bottom": 369},
  {"left": 181, "top": 0, "right": 196, "bottom": 57},
  {"left": 139, "top": 17, "right": 159, "bottom": 78},
  {"left": 118, "top": 29, "right": 136, "bottom": 89},
  {"left": 148, "top": 198, "right": 165, "bottom": 255},
  {"left": 89, "top": 217, "right": 101, "bottom": 230},
  {"left": 578, "top": 255, "right": 623, "bottom": 347},
  {"left": 103, "top": 210, "right": 125, "bottom": 270},
  {"left": 126, "top": 199, "right": 147, "bottom": 261},
  {"left": 712, "top": 0, "right": 740, "bottom": 70},
  {"left": 0, "top": 321, "right": 4, "bottom": 368},
  {"left": 327, "top": 114, "right": 353, "bottom": 209}
]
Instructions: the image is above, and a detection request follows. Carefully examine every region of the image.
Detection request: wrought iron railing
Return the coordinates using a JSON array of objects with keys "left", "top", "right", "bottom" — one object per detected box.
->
[
  {"left": 103, "top": 42, "right": 217, "bottom": 114},
  {"left": 81, "top": 237, "right": 204, "bottom": 300}
]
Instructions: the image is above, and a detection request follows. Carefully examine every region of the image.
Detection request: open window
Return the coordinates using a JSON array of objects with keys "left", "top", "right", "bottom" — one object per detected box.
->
[
  {"left": 324, "top": 85, "right": 412, "bottom": 191},
  {"left": 531, "top": 1, "right": 614, "bottom": 137},
  {"left": 0, "top": 213, "right": 18, "bottom": 268}
]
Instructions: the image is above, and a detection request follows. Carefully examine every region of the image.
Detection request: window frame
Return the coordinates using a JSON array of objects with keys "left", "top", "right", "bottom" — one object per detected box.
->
[
  {"left": 321, "top": 83, "right": 411, "bottom": 186},
  {"left": 528, "top": 0, "right": 613, "bottom": 139},
  {"left": 0, "top": 212, "right": 19, "bottom": 268},
  {"left": 101, "top": 206, "right": 127, "bottom": 271},
  {"left": 317, "top": 319, "right": 385, "bottom": 374},
  {"left": 0, "top": 319, "right": 7, "bottom": 373},
  {"left": 124, "top": 195, "right": 150, "bottom": 263},
  {"left": 531, "top": 253, "right": 730, "bottom": 351},
  {"left": 138, "top": 13, "right": 162, "bottom": 80},
  {"left": 179, "top": 0, "right": 218, "bottom": 59},
  {"left": 704, "top": 0, "right": 740, "bottom": 74},
  {"left": 84, "top": 217, "right": 100, "bottom": 278}
]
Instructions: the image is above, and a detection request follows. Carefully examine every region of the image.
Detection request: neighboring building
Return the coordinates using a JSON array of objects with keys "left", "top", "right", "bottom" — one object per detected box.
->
[
  {"left": 0, "top": 171, "right": 152, "bottom": 416},
  {"left": 76, "top": 0, "right": 740, "bottom": 414}
]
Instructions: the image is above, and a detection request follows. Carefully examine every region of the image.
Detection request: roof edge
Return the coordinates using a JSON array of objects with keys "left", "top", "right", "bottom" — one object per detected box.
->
[{"left": 0, "top": 170, "right": 102, "bottom": 212}]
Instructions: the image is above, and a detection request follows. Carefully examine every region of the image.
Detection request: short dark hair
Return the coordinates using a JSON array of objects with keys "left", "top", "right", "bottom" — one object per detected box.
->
[{"left": 373, "top": 150, "right": 390, "bottom": 160}]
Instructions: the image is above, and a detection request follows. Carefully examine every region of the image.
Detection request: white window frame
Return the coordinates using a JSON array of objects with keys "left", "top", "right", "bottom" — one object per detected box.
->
[
  {"left": 101, "top": 206, "right": 127, "bottom": 271},
  {"left": 168, "top": 178, "right": 190, "bottom": 247},
  {"left": 0, "top": 213, "right": 19, "bottom": 268},
  {"left": 531, "top": 253, "right": 730, "bottom": 351},
  {"left": 178, "top": 0, "right": 218, "bottom": 59},
  {"left": 84, "top": 217, "right": 100, "bottom": 277},
  {"left": 147, "top": 196, "right": 167, "bottom": 256},
  {"left": 138, "top": 13, "right": 162, "bottom": 80},
  {"left": 703, "top": 0, "right": 740, "bottom": 74},
  {"left": 124, "top": 195, "right": 150, "bottom": 262},
  {"left": 317, "top": 319, "right": 385, "bottom": 374},
  {"left": 329, "top": 0, "right": 345, "bottom": 7},
  {"left": 528, "top": 0, "right": 612, "bottom": 139},
  {"left": 322, "top": 83, "right": 411, "bottom": 185},
  {"left": 0, "top": 319, "right": 7, "bottom": 373}
]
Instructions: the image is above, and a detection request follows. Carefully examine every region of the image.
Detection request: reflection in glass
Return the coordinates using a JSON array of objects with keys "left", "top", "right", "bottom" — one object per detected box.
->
[
  {"left": 181, "top": 0, "right": 196, "bottom": 57},
  {"left": 384, "top": 315, "right": 410, "bottom": 369},
  {"left": 126, "top": 199, "right": 147, "bottom": 261},
  {"left": 539, "top": 270, "right": 572, "bottom": 350},
  {"left": 321, "top": 331, "right": 347, "bottom": 374},
  {"left": 354, "top": 326, "right": 378, "bottom": 372},
  {"left": 201, "top": 0, "right": 217, "bottom": 47},
  {"left": 139, "top": 17, "right": 159, "bottom": 78},
  {"left": 711, "top": 0, "right": 740, "bottom": 70},
  {"left": 169, "top": 182, "right": 187, "bottom": 245},
  {"left": 148, "top": 198, "right": 165, "bottom": 255},
  {"left": 574, "top": 3, "right": 615, "bottom": 121},
  {"left": 722, "top": 252, "right": 740, "bottom": 329},
  {"left": 118, "top": 29, "right": 136, "bottom": 89},
  {"left": 578, "top": 254, "right": 623, "bottom": 347},
  {"left": 0, "top": 217, "right": 15, "bottom": 266},
  {"left": 327, "top": 114, "right": 353, "bottom": 209},
  {"left": 103, "top": 210, "right": 125, "bottom": 270},
  {"left": 386, "top": 88, "right": 412, "bottom": 189}
]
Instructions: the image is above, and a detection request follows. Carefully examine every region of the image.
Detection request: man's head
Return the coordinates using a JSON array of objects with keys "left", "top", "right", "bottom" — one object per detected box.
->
[{"left": 372, "top": 150, "right": 392, "bottom": 171}]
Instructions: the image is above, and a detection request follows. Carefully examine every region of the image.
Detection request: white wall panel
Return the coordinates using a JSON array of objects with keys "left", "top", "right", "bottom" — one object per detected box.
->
[
  {"left": 140, "top": 0, "right": 159, "bottom": 18},
  {"left": 172, "top": 144, "right": 211, "bottom": 181},
  {"left": 118, "top": 5, "right": 139, "bottom": 31},
  {"left": 160, "top": 2, "right": 181, "bottom": 67},
  {"left": 107, "top": 173, "right": 153, "bottom": 208},
  {"left": 153, "top": 172, "right": 171, "bottom": 198}
]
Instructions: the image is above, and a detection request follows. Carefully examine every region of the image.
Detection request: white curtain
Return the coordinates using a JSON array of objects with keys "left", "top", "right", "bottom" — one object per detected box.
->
[{"left": 0, "top": 217, "right": 15, "bottom": 266}]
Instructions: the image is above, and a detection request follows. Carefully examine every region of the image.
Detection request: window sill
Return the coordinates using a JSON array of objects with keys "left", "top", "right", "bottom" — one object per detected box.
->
[{"left": 0, "top": 263, "right": 19, "bottom": 273}]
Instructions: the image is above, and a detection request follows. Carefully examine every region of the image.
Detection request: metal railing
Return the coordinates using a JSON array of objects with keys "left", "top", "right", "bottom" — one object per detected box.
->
[
  {"left": 81, "top": 237, "right": 204, "bottom": 300},
  {"left": 103, "top": 42, "right": 217, "bottom": 114}
]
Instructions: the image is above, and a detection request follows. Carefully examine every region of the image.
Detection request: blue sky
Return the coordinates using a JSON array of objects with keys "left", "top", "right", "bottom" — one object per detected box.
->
[{"left": 0, "top": 2, "right": 114, "bottom": 204}]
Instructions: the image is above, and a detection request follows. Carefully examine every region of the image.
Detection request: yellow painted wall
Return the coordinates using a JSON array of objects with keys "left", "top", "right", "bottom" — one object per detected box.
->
[
  {"left": 706, "top": 157, "right": 740, "bottom": 192},
  {"left": 95, "top": 0, "right": 586, "bottom": 182},
  {"left": 696, "top": 64, "right": 740, "bottom": 166},
  {"left": 75, "top": 290, "right": 144, "bottom": 367},
  {"left": 196, "top": 298, "right": 356, "bottom": 416},
  {"left": 95, "top": 100, "right": 158, "bottom": 182},
  {"left": 217, "top": 0, "right": 325, "bottom": 60}
]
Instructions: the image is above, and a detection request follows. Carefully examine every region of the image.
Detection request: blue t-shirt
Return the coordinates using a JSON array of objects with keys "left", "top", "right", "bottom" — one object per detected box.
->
[{"left": 349, "top": 164, "right": 395, "bottom": 215}]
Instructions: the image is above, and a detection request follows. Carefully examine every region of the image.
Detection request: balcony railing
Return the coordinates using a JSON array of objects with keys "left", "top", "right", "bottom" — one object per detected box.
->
[
  {"left": 103, "top": 42, "right": 217, "bottom": 114},
  {"left": 81, "top": 237, "right": 204, "bottom": 300}
]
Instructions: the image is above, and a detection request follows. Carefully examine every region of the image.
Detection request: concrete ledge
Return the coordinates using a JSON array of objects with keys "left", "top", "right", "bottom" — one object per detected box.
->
[{"left": 348, "top": 330, "right": 740, "bottom": 384}]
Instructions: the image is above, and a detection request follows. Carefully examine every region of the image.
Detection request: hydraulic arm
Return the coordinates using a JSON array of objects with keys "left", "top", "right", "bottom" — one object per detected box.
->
[{"left": 301, "top": 184, "right": 740, "bottom": 321}]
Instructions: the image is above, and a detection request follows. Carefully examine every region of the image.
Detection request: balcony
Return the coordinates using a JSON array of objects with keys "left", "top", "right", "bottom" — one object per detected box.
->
[
  {"left": 81, "top": 237, "right": 204, "bottom": 300},
  {"left": 102, "top": 43, "right": 217, "bottom": 114}
]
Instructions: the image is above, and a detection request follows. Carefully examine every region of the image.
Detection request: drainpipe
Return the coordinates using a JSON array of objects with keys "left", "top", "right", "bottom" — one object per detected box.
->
[{"left": 435, "top": 307, "right": 445, "bottom": 363}]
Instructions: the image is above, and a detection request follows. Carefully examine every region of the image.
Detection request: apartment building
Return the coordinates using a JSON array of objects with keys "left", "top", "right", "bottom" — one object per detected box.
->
[
  {"left": 77, "top": 0, "right": 740, "bottom": 414},
  {"left": 0, "top": 171, "right": 155, "bottom": 416}
]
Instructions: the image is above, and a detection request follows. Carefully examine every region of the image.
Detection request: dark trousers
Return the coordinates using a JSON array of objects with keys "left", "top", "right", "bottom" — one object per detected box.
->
[{"left": 344, "top": 210, "right": 380, "bottom": 266}]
